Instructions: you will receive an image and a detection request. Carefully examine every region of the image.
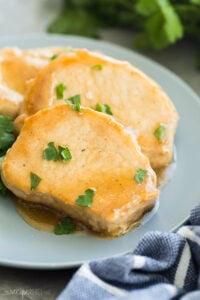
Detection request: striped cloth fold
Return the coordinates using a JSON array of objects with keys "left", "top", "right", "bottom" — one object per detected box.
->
[{"left": 57, "top": 205, "right": 200, "bottom": 300}]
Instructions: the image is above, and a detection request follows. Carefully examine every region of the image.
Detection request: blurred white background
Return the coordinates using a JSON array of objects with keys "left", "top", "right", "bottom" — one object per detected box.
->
[{"left": 0, "top": 0, "right": 62, "bottom": 35}]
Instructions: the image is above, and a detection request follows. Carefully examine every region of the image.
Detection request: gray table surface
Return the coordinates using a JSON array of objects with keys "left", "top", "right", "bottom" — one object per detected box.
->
[{"left": 0, "top": 1, "right": 199, "bottom": 299}]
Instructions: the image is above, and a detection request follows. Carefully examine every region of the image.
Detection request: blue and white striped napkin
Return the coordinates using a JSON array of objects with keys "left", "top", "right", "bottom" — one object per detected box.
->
[{"left": 57, "top": 205, "right": 200, "bottom": 300}]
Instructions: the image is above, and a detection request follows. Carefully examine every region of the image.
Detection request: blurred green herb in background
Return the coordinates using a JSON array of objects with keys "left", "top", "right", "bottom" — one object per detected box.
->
[
  {"left": 47, "top": 0, "right": 200, "bottom": 53},
  {"left": 0, "top": 115, "right": 15, "bottom": 157}
]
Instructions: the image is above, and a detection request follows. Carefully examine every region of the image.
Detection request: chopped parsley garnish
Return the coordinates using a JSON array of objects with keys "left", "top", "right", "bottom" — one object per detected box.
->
[
  {"left": 0, "top": 177, "right": 7, "bottom": 196},
  {"left": 154, "top": 125, "right": 166, "bottom": 142},
  {"left": 51, "top": 54, "right": 58, "bottom": 60},
  {"left": 65, "top": 94, "right": 81, "bottom": 112},
  {"left": 56, "top": 83, "right": 67, "bottom": 99},
  {"left": 54, "top": 216, "right": 76, "bottom": 235},
  {"left": 76, "top": 189, "right": 95, "bottom": 207},
  {"left": 91, "top": 64, "right": 103, "bottom": 70},
  {"left": 0, "top": 115, "right": 15, "bottom": 156},
  {"left": 43, "top": 142, "right": 72, "bottom": 163},
  {"left": 43, "top": 142, "right": 60, "bottom": 161},
  {"left": 58, "top": 146, "right": 72, "bottom": 162},
  {"left": 95, "top": 103, "right": 113, "bottom": 115},
  {"left": 134, "top": 169, "right": 147, "bottom": 184},
  {"left": 30, "top": 172, "right": 42, "bottom": 190}
]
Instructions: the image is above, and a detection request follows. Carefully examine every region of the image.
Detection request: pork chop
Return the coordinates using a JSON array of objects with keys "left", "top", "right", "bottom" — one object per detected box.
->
[
  {"left": 24, "top": 49, "right": 179, "bottom": 168},
  {"left": 0, "top": 47, "right": 68, "bottom": 118},
  {"left": 2, "top": 105, "right": 159, "bottom": 236}
]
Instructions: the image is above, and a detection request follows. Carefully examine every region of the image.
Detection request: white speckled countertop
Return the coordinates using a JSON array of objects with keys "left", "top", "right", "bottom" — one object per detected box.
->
[{"left": 0, "top": 1, "right": 199, "bottom": 299}]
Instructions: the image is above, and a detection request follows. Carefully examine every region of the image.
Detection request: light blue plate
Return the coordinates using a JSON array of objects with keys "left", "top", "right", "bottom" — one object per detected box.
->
[{"left": 0, "top": 34, "right": 199, "bottom": 269}]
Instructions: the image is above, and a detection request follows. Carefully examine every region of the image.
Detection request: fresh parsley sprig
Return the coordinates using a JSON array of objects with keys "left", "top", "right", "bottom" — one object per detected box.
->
[
  {"left": 48, "top": 0, "right": 200, "bottom": 59},
  {"left": 135, "top": 0, "right": 183, "bottom": 50}
]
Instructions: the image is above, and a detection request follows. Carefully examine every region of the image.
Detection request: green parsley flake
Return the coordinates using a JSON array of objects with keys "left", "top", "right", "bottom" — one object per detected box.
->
[
  {"left": 76, "top": 189, "right": 95, "bottom": 207},
  {"left": 56, "top": 83, "right": 67, "bottom": 99},
  {"left": 43, "top": 142, "right": 60, "bottom": 161},
  {"left": 65, "top": 94, "right": 81, "bottom": 112},
  {"left": 134, "top": 169, "right": 147, "bottom": 184},
  {"left": 0, "top": 115, "right": 15, "bottom": 156},
  {"left": 91, "top": 64, "right": 103, "bottom": 70},
  {"left": 30, "top": 172, "right": 42, "bottom": 190},
  {"left": 0, "top": 177, "right": 7, "bottom": 196},
  {"left": 95, "top": 103, "right": 113, "bottom": 115},
  {"left": 58, "top": 146, "right": 72, "bottom": 163},
  {"left": 43, "top": 142, "right": 72, "bottom": 163},
  {"left": 154, "top": 125, "right": 166, "bottom": 142},
  {"left": 51, "top": 54, "right": 58, "bottom": 60},
  {"left": 54, "top": 216, "right": 76, "bottom": 235}
]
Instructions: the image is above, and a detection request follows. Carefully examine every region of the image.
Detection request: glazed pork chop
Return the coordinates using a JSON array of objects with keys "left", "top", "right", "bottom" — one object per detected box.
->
[
  {"left": 0, "top": 47, "right": 66, "bottom": 118},
  {"left": 2, "top": 105, "right": 159, "bottom": 237},
  {"left": 23, "top": 49, "right": 178, "bottom": 169}
]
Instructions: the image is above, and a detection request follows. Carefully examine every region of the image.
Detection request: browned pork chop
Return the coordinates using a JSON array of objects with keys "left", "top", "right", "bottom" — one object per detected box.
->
[
  {"left": 0, "top": 47, "right": 67, "bottom": 118},
  {"left": 2, "top": 105, "right": 159, "bottom": 237},
  {"left": 23, "top": 49, "right": 178, "bottom": 168}
]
